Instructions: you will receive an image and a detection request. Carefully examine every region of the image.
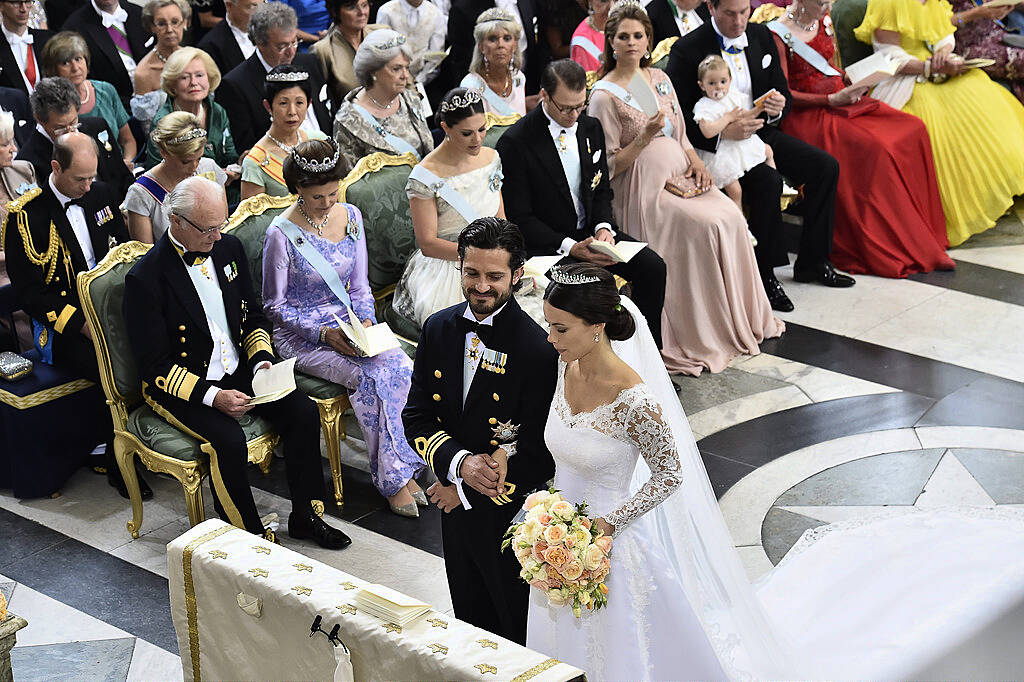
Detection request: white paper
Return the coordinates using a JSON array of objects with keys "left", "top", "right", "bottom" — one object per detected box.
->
[
  {"left": 332, "top": 306, "right": 401, "bottom": 357},
  {"left": 628, "top": 72, "right": 660, "bottom": 117},
  {"left": 248, "top": 357, "right": 296, "bottom": 405},
  {"left": 524, "top": 255, "right": 562, "bottom": 278},
  {"left": 587, "top": 240, "right": 648, "bottom": 263},
  {"left": 843, "top": 52, "right": 899, "bottom": 90}
]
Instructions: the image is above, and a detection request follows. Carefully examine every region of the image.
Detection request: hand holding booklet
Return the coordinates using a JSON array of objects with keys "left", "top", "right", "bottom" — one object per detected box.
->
[
  {"left": 354, "top": 583, "right": 432, "bottom": 625},
  {"left": 248, "top": 357, "right": 296, "bottom": 405},
  {"left": 331, "top": 305, "right": 400, "bottom": 357},
  {"left": 587, "top": 240, "right": 648, "bottom": 263},
  {"left": 843, "top": 52, "right": 900, "bottom": 90}
]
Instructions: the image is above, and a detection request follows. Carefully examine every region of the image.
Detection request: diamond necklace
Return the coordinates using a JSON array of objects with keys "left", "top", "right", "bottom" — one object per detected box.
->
[
  {"left": 368, "top": 92, "right": 398, "bottom": 110},
  {"left": 786, "top": 8, "right": 818, "bottom": 32},
  {"left": 298, "top": 202, "right": 330, "bottom": 236},
  {"left": 268, "top": 130, "right": 299, "bottom": 152}
]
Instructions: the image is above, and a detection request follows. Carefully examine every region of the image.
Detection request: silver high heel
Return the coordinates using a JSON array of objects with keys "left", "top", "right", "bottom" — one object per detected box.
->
[
  {"left": 389, "top": 501, "right": 419, "bottom": 518},
  {"left": 411, "top": 490, "right": 428, "bottom": 507}
]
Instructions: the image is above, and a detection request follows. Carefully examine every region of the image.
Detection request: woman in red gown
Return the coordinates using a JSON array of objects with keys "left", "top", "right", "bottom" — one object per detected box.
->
[{"left": 767, "top": 1, "right": 953, "bottom": 278}]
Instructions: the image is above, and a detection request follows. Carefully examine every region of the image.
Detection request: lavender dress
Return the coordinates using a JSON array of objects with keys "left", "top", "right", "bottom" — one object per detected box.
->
[{"left": 262, "top": 205, "right": 423, "bottom": 497}]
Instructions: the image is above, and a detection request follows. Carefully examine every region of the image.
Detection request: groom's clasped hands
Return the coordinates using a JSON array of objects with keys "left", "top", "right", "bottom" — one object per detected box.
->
[{"left": 426, "top": 450, "right": 509, "bottom": 512}]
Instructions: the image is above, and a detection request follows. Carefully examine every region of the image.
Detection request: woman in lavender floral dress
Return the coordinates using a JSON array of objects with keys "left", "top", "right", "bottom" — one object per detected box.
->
[{"left": 263, "top": 139, "right": 426, "bottom": 518}]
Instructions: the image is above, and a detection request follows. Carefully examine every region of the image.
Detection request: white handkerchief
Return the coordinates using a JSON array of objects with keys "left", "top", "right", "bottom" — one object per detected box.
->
[
  {"left": 762, "top": 54, "right": 772, "bottom": 68},
  {"left": 592, "top": 149, "right": 602, "bottom": 163},
  {"left": 319, "top": 83, "right": 329, "bottom": 102}
]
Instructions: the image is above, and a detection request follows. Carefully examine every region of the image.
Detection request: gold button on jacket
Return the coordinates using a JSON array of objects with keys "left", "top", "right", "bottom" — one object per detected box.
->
[{"left": 432, "top": 393, "right": 441, "bottom": 401}]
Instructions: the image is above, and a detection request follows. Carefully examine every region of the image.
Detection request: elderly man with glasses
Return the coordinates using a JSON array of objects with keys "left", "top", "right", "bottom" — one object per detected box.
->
[
  {"left": 495, "top": 58, "right": 666, "bottom": 347},
  {"left": 123, "top": 175, "right": 352, "bottom": 549},
  {"left": 217, "top": 0, "right": 333, "bottom": 153}
]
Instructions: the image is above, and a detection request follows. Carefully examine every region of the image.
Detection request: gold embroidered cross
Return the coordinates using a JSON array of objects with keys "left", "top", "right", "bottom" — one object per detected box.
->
[
  {"left": 426, "top": 618, "right": 448, "bottom": 629},
  {"left": 428, "top": 643, "right": 448, "bottom": 655},
  {"left": 248, "top": 568, "right": 268, "bottom": 578},
  {"left": 340, "top": 581, "right": 358, "bottom": 590},
  {"left": 477, "top": 638, "right": 498, "bottom": 650},
  {"left": 383, "top": 622, "right": 402, "bottom": 633},
  {"left": 252, "top": 545, "right": 271, "bottom": 555},
  {"left": 292, "top": 586, "right": 312, "bottom": 596},
  {"left": 475, "top": 664, "right": 498, "bottom": 675},
  {"left": 336, "top": 604, "right": 356, "bottom": 614},
  {"left": 292, "top": 563, "right": 313, "bottom": 572},
  {"left": 209, "top": 550, "right": 228, "bottom": 559}
]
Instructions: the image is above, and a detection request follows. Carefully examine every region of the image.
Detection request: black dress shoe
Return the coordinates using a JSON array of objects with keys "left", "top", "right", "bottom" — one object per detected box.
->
[
  {"left": 107, "top": 463, "right": 153, "bottom": 500},
  {"left": 793, "top": 262, "right": 856, "bottom": 288},
  {"left": 763, "top": 275, "right": 795, "bottom": 312},
  {"left": 288, "top": 511, "right": 352, "bottom": 550}
]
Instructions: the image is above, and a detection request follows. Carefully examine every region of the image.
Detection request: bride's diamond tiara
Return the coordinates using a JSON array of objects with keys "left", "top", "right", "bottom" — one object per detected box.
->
[
  {"left": 266, "top": 71, "right": 309, "bottom": 83},
  {"left": 549, "top": 266, "right": 602, "bottom": 285}
]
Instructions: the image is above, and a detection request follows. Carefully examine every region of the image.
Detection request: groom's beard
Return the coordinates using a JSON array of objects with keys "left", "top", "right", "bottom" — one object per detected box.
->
[{"left": 464, "top": 286, "right": 512, "bottom": 317}]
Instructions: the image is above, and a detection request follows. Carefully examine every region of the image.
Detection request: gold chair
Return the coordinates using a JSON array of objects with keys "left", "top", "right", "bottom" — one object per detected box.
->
[
  {"left": 483, "top": 112, "right": 522, "bottom": 148},
  {"left": 77, "top": 242, "right": 279, "bottom": 538}
]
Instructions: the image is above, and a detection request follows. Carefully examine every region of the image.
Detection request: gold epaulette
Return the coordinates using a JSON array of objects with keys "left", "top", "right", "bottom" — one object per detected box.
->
[
  {"left": 1, "top": 185, "right": 41, "bottom": 246},
  {"left": 2, "top": 187, "right": 61, "bottom": 285}
]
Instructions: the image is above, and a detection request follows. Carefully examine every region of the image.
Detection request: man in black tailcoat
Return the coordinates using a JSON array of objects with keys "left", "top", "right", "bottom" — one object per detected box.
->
[
  {"left": 404, "top": 218, "right": 557, "bottom": 645},
  {"left": 497, "top": 59, "right": 666, "bottom": 347},
  {"left": 666, "top": 0, "right": 853, "bottom": 311},
  {"left": 646, "top": 0, "right": 710, "bottom": 47},
  {"left": 122, "top": 176, "right": 350, "bottom": 548}
]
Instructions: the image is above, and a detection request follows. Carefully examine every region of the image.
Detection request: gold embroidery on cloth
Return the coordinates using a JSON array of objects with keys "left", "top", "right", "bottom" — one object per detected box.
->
[
  {"left": 248, "top": 568, "right": 269, "bottom": 578},
  {"left": 477, "top": 638, "right": 498, "bottom": 650},
  {"left": 383, "top": 622, "right": 402, "bottom": 633},
  {"left": 475, "top": 663, "right": 498, "bottom": 675},
  {"left": 426, "top": 617, "right": 448, "bottom": 628},
  {"left": 510, "top": 658, "right": 561, "bottom": 682},
  {"left": 183, "top": 524, "right": 237, "bottom": 682},
  {"left": 336, "top": 604, "right": 357, "bottom": 614},
  {"left": 293, "top": 563, "right": 313, "bottom": 572},
  {"left": 428, "top": 643, "right": 448, "bottom": 655},
  {"left": 292, "top": 585, "right": 313, "bottom": 596},
  {"left": 209, "top": 550, "right": 228, "bottom": 559},
  {"left": 252, "top": 545, "right": 271, "bottom": 555},
  {"left": 340, "top": 581, "right": 358, "bottom": 590}
]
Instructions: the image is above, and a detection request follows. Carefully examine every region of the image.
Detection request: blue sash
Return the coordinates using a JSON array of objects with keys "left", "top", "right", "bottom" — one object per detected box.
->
[
  {"left": 408, "top": 165, "right": 481, "bottom": 224},
  {"left": 591, "top": 80, "right": 675, "bottom": 138},
  {"left": 135, "top": 174, "right": 167, "bottom": 203},
  {"left": 460, "top": 74, "right": 516, "bottom": 116},
  {"left": 273, "top": 216, "right": 353, "bottom": 310},
  {"left": 766, "top": 20, "right": 841, "bottom": 77},
  {"left": 351, "top": 102, "right": 421, "bottom": 160},
  {"left": 570, "top": 34, "right": 602, "bottom": 60}
]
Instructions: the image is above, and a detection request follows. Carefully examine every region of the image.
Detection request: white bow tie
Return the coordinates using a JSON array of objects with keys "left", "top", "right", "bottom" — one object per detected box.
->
[
  {"left": 722, "top": 33, "right": 748, "bottom": 51},
  {"left": 99, "top": 6, "right": 129, "bottom": 27},
  {"left": 8, "top": 32, "right": 33, "bottom": 45}
]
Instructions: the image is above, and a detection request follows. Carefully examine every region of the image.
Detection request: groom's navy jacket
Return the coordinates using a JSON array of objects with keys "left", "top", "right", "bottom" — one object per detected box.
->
[{"left": 404, "top": 297, "right": 557, "bottom": 508}]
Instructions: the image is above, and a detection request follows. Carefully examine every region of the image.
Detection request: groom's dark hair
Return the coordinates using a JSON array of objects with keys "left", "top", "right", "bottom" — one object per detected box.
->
[{"left": 458, "top": 217, "right": 527, "bottom": 273}]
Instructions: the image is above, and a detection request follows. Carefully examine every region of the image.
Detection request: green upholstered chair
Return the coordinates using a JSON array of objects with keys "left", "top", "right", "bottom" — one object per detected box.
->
[
  {"left": 338, "top": 151, "right": 422, "bottom": 343},
  {"left": 77, "top": 242, "right": 279, "bottom": 538},
  {"left": 224, "top": 194, "right": 352, "bottom": 506},
  {"left": 831, "top": 0, "right": 872, "bottom": 68},
  {"left": 483, "top": 112, "right": 521, "bottom": 148}
]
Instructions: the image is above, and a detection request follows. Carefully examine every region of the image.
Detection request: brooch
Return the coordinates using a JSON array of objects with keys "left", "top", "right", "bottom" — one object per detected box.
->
[
  {"left": 97, "top": 129, "right": 112, "bottom": 152},
  {"left": 491, "top": 420, "right": 519, "bottom": 442},
  {"left": 295, "top": 236, "right": 305, "bottom": 246},
  {"left": 591, "top": 170, "right": 602, "bottom": 190},
  {"left": 224, "top": 261, "right": 238, "bottom": 281},
  {"left": 656, "top": 81, "right": 670, "bottom": 96},
  {"left": 15, "top": 181, "right": 37, "bottom": 195},
  {"left": 488, "top": 167, "right": 503, "bottom": 192}
]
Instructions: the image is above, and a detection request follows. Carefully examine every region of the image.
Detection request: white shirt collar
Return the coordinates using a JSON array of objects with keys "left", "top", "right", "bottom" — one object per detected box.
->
[
  {"left": 462, "top": 301, "right": 507, "bottom": 327},
  {"left": 48, "top": 173, "right": 75, "bottom": 209},
  {"left": 540, "top": 102, "right": 578, "bottom": 139},
  {"left": 1, "top": 22, "right": 29, "bottom": 41},
  {"left": 400, "top": 0, "right": 422, "bottom": 14},
  {"left": 91, "top": 0, "right": 128, "bottom": 27},
  {"left": 256, "top": 47, "right": 274, "bottom": 73},
  {"left": 711, "top": 16, "right": 748, "bottom": 50},
  {"left": 35, "top": 122, "right": 52, "bottom": 143}
]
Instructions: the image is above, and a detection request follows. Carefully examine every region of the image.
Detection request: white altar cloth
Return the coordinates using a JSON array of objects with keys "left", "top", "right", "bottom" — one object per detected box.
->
[{"left": 168, "top": 520, "right": 586, "bottom": 682}]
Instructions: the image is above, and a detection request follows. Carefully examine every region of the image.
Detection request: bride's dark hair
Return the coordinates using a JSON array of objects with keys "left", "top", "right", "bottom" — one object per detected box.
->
[{"left": 544, "top": 263, "right": 636, "bottom": 341}]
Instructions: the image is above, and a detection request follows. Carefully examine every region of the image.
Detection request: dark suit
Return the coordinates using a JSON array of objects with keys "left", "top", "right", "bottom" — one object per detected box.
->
[
  {"left": 217, "top": 52, "right": 333, "bottom": 154},
  {"left": 17, "top": 118, "right": 133, "bottom": 196},
  {"left": 646, "top": 0, "right": 711, "bottom": 48},
  {"left": 440, "top": 0, "right": 546, "bottom": 97},
  {"left": 404, "top": 298, "right": 557, "bottom": 644},
  {"left": 0, "top": 27, "right": 52, "bottom": 95},
  {"left": 45, "top": 0, "right": 78, "bottom": 29},
  {"left": 123, "top": 233, "right": 326, "bottom": 535},
  {"left": 667, "top": 21, "right": 838, "bottom": 276},
  {"left": 64, "top": 1, "right": 150, "bottom": 108},
  {"left": 497, "top": 106, "right": 666, "bottom": 346},
  {"left": 3, "top": 180, "right": 127, "bottom": 380},
  {"left": 0, "top": 85, "right": 34, "bottom": 147},
  {"left": 196, "top": 16, "right": 245, "bottom": 77}
]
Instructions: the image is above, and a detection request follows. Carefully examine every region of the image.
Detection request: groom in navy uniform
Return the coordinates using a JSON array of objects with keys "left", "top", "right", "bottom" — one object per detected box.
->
[{"left": 404, "top": 218, "right": 558, "bottom": 644}]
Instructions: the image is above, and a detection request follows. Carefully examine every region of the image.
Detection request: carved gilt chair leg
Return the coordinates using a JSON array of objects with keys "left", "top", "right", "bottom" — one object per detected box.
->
[
  {"left": 113, "top": 432, "right": 144, "bottom": 539},
  {"left": 182, "top": 463, "right": 206, "bottom": 527},
  {"left": 313, "top": 396, "right": 348, "bottom": 507}
]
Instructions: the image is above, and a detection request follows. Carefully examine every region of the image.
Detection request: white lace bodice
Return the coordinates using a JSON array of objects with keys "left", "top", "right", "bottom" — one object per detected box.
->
[{"left": 546, "top": 362, "right": 682, "bottom": 536}]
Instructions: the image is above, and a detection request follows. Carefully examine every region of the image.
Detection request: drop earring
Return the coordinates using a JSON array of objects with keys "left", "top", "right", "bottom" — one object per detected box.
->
[
  {"left": 594, "top": 331, "right": 600, "bottom": 343},
  {"left": 297, "top": 196, "right": 304, "bottom": 205},
  {"left": 645, "top": 50, "right": 651, "bottom": 59}
]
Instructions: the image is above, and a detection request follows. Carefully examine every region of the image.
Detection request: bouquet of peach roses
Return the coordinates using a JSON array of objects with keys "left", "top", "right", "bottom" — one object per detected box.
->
[{"left": 501, "top": 488, "right": 613, "bottom": 618}]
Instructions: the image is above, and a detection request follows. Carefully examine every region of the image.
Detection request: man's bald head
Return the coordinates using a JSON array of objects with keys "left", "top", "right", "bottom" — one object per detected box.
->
[
  {"left": 167, "top": 176, "right": 228, "bottom": 253},
  {"left": 51, "top": 132, "right": 98, "bottom": 199}
]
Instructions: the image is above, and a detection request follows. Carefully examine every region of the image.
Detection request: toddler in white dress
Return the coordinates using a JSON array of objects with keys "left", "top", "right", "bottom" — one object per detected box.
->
[{"left": 692, "top": 55, "right": 775, "bottom": 210}]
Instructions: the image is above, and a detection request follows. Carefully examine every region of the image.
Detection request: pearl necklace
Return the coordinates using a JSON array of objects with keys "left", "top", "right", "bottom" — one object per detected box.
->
[
  {"left": 298, "top": 201, "right": 330, "bottom": 236},
  {"left": 368, "top": 91, "right": 398, "bottom": 110},
  {"left": 267, "top": 131, "right": 299, "bottom": 152},
  {"left": 786, "top": 8, "right": 819, "bottom": 32}
]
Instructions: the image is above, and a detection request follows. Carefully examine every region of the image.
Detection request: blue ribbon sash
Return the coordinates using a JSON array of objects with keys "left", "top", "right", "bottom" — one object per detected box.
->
[
  {"left": 591, "top": 79, "right": 675, "bottom": 138},
  {"left": 273, "top": 216, "right": 354, "bottom": 311},
  {"left": 351, "top": 102, "right": 421, "bottom": 160},
  {"left": 766, "top": 20, "right": 841, "bottom": 77},
  {"left": 408, "top": 164, "right": 481, "bottom": 225}
]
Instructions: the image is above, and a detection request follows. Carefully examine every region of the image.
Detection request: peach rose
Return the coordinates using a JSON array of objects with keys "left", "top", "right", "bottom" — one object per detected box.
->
[
  {"left": 543, "top": 523, "right": 568, "bottom": 544},
  {"left": 594, "top": 535, "right": 612, "bottom": 554},
  {"left": 547, "top": 589, "right": 569, "bottom": 606},
  {"left": 564, "top": 535, "right": 576, "bottom": 549},
  {"left": 580, "top": 517, "right": 592, "bottom": 530},
  {"left": 543, "top": 545, "right": 571, "bottom": 569},
  {"left": 583, "top": 543, "right": 605, "bottom": 571},
  {"left": 600, "top": 557, "right": 611, "bottom": 571},
  {"left": 532, "top": 540, "right": 549, "bottom": 563},
  {"left": 538, "top": 513, "right": 553, "bottom": 526},
  {"left": 524, "top": 491, "right": 548, "bottom": 510},
  {"left": 560, "top": 560, "right": 584, "bottom": 581},
  {"left": 550, "top": 500, "right": 575, "bottom": 521}
]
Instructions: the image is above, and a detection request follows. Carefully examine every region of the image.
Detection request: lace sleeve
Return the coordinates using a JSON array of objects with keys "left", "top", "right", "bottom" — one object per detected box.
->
[{"left": 604, "top": 393, "right": 683, "bottom": 536}]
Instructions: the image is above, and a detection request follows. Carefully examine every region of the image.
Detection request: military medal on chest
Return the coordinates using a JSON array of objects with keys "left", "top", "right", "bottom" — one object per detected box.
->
[
  {"left": 466, "top": 334, "right": 481, "bottom": 362},
  {"left": 491, "top": 419, "right": 519, "bottom": 442},
  {"left": 480, "top": 348, "right": 507, "bottom": 374}
]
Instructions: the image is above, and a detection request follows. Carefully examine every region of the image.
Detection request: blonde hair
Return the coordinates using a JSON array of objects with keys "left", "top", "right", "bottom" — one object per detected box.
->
[
  {"left": 469, "top": 11, "right": 524, "bottom": 76},
  {"left": 697, "top": 54, "right": 730, "bottom": 81},
  {"left": 151, "top": 111, "right": 208, "bottom": 159},
  {"left": 0, "top": 110, "right": 13, "bottom": 143},
  {"left": 160, "top": 47, "right": 221, "bottom": 98}
]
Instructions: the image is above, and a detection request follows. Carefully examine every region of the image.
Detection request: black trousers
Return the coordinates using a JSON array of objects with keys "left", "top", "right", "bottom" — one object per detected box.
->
[
  {"left": 442, "top": 501, "right": 529, "bottom": 645},
  {"left": 740, "top": 126, "right": 839, "bottom": 278},
  {"left": 52, "top": 330, "right": 113, "bottom": 448},
  {"left": 559, "top": 233, "right": 667, "bottom": 349},
  {"left": 146, "top": 367, "right": 325, "bottom": 535}
]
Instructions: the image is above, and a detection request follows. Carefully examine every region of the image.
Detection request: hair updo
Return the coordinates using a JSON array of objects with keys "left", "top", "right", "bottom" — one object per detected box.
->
[
  {"left": 438, "top": 87, "right": 486, "bottom": 127},
  {"left": 544, "top": 263, "right": 636, "bottom": 341}
]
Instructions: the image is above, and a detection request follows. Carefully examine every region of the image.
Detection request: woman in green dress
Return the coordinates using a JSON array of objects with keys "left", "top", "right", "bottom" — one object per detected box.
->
[
  {"left": 240, "top": 65, "right": 328, "bottom": 199},
  {"left": 40, "top": 31, "right": 136, "bottom": 167}
]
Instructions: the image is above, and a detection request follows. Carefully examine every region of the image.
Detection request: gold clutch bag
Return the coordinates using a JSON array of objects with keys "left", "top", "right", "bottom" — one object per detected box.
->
[
  {"left": 665, "top": 176, "right": 711, "bottom": 199},
  {"left": 0, "top": 351, "right": 32, "bottom": 381}
]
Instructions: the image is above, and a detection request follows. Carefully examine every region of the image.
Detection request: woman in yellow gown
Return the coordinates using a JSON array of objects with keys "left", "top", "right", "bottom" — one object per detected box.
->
[{"left": 855, "top": 0, "right": 1024, "bottom": 246}]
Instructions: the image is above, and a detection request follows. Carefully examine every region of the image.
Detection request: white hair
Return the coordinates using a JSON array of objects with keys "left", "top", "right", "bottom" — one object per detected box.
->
[
  {"left": 166, "top": 176, "right": 223, "bottom": 219},
  {"left": 352, "top": 29, "right": 414, "bottom": 89},
  {"left": 0, "top": 110, "right": 13, "bottom": 143}
]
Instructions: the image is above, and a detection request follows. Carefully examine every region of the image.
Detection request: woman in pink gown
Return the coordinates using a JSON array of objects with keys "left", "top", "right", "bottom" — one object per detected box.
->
[{"left": 587, "top": 3, "right": 783, "bottom": 375}]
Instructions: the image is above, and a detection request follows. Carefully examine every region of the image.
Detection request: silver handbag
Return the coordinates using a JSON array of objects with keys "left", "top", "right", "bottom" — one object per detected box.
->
[{"left": 0, "top": 351, "right": 32, "bottom": 381}]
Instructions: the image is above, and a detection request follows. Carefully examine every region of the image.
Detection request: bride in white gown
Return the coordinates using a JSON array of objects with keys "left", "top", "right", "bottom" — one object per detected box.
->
[{"left": 527, "top": 263, "right": 1024, "bottom": 680}]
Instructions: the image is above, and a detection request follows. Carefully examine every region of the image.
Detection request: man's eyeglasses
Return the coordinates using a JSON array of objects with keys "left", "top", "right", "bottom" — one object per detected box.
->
[
  {"left": 272, "top": 40, "right": 300, "bottom": 53},
  {"left": 52, "top": 122, "right": 80, "bottom": 136},
  {"left": 175, "top": 212, "right": 228, "bottom": 235},
  {"left": 548, "top": 97, "right": 588, "bottom": 115}
]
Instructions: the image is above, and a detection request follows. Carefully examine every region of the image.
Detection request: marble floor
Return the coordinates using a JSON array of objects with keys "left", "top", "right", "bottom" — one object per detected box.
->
[{"left": 3, "top": 204, "right": 1024, "bottom": 679}]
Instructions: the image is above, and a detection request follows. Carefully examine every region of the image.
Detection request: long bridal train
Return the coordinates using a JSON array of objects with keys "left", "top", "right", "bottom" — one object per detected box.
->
[{"left": 527, "top": 297, "right": 1024, "bottom": 680}]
